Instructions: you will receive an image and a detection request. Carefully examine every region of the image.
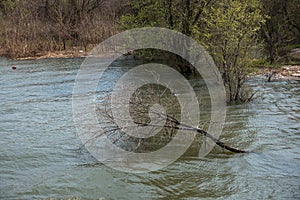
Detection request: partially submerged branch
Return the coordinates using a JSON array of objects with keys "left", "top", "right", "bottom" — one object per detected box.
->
[
  {"left": 135, "top": 111, "right": 248, "bottom": 153},
  {"left": 93, "top": 85, "right": 249, "bottom": 154}
]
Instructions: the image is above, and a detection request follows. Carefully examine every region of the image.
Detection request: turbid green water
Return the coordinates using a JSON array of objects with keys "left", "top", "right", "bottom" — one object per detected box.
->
[{"left": 0, "top": 58, "right": 299, "bottom": 199}]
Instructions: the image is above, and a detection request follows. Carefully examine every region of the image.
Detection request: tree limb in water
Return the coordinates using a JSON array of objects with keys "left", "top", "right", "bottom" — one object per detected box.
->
[
  {"left": 134, "top": 111, "right": 248, "bottom": 153},
  {"left": 95, "top": 86, "right": 249, "bottom": 154}
]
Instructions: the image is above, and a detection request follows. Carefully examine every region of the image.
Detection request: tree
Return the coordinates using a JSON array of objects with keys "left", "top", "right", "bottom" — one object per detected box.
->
[
  {"left": 120, "top": 0, "right": 211, "bottom": 73},
  {"left": 120, "top": 0, "right": 211, "bottom": 35},
  {"left": 261, "top": 0, "right": 300, "bottom": 64},
  {"left": 0, "top": 0, "right": 44, "bottom": 57},
  {"left": 198, "top": 0, "right": 266, "bottom": 102},
  {"left": 120, "top": 0, "right": 266, "bottom": 102},
  {"left": 0, "top": 0, "right": 122, "bottom": 58},
  {"left": 44, "top": 0, "right": 108, "bottom": 49}
]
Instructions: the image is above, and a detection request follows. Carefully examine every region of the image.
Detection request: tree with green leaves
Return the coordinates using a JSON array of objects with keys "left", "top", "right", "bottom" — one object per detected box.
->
[
  {"left": 120, "top": 0, "right": 210, "bottom": 35},
  {"left": 120, "top": 0, "right": 211, "bottom": 73},
  {"left": 120, "top": 0, "right": 266, "bottom": 102},
  {"left": 199, "top": 0, "right": 266, "bottom": 102}
]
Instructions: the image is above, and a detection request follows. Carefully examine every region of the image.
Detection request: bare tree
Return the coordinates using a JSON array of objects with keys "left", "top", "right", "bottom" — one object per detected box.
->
[{"left": 0, "top": 0, "right": 122, "bottom": 58}]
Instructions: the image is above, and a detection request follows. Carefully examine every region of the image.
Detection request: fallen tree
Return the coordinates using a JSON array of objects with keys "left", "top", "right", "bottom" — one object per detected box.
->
[
  {"left": 134, "top": 111, "right": 248, "bottom": 153},
  {"left": 91, "top": 85, "right": 249, "bottom": 154}
]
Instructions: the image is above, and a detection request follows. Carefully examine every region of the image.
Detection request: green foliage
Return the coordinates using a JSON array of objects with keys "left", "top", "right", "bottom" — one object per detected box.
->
[
  {"left": 119, "top": 0, "right": 167, "bottom": 29},
  {"left": 119, "top": 0, "right": 211, "bottom": 74},
  {"left": 119, "top": 0, "right": 209, "bottom": 33},
  {"left": 120, "top": 0, "right": 267, "bottom": 102},
  {"left": 119, "top": 0, "right": 171, "bottom": 66},
  {"left": 197, "top": 0, "right": 267, "bottom": 101}
]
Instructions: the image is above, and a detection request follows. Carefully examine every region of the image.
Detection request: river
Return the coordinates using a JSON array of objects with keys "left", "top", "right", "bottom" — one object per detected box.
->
[{"left": 0, "top": 58, "right": 299, "bottom": 199}]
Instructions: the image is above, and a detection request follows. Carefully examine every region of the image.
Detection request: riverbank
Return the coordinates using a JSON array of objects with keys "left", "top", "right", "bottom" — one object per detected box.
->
[
  {"left": 251, "top": 65, "right": 300, "bottom": 81},
  {"left": 15, "top": 49, "right": 89, "bottom": 60},
  {"left": 2, "top": 49, "right": 300, "bottom": 81}
]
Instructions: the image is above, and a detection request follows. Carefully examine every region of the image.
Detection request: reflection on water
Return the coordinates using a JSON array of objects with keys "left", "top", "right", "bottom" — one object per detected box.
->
[{"left": 0, "top": 58, "right": 299, "bottom": 199}]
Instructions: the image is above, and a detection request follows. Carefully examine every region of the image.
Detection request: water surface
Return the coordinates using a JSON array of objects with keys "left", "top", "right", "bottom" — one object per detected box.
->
[{"left": 0, "top": 58, "right": 299, "bottom": 199}]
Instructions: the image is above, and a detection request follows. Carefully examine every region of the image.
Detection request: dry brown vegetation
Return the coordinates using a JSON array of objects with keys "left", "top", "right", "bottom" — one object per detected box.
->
[{"left": 0, "top": 0, "right": 124, "bottom": 58}]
